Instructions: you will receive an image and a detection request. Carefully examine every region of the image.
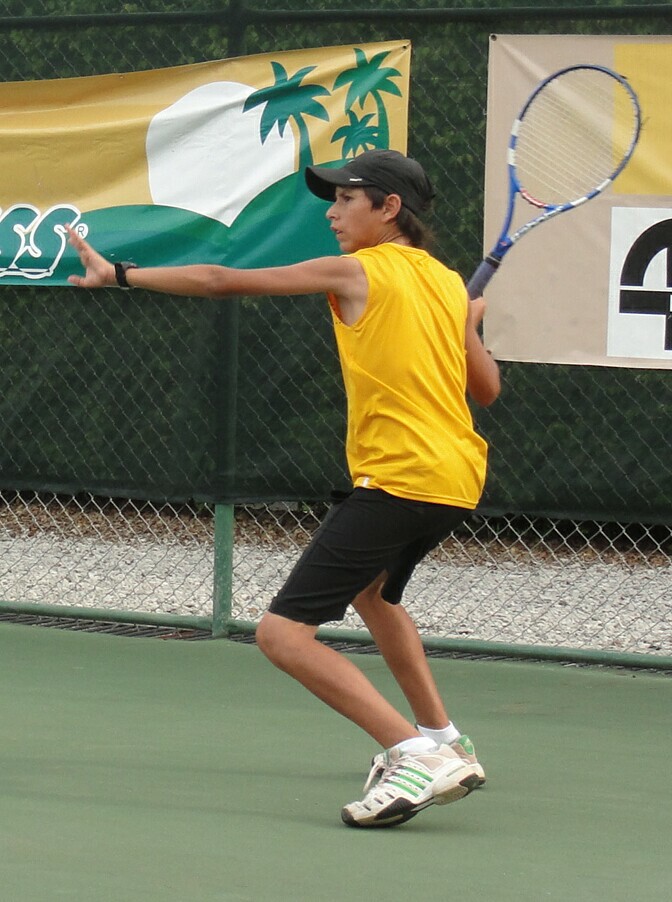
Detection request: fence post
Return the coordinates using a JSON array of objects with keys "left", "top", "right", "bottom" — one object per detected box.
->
[
  {"left": 228, "top": 0, "right": 247, "bottom": 57},
  {"left": 212, "top": 502, "right": 235, "bottom": 637},
  {"left": 210, "top": 0, "right": 249, "bottom": 638}
]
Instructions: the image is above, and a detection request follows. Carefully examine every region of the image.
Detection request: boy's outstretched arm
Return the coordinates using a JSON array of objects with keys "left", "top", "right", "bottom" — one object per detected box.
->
[{"left": 65, "top": 224, "right": 362, "bottom": 300}]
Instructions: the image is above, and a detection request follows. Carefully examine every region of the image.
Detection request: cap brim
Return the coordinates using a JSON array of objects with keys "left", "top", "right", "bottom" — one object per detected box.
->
[{"left": 305, "top": 165, "right": 373, "bottom": 202}]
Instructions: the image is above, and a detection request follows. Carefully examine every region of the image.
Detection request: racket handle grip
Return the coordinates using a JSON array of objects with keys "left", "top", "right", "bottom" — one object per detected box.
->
[{"left": 466, "top": 257, "right": 500, "bottom": 299}]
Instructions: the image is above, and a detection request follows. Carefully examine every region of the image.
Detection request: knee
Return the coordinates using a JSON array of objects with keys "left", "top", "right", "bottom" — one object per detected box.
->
[
  {"left": 256, "top": 612, "right": 311, "bottom": 670},
  {"left": 255, "top": 613, "right": 281, "bottom": 663}
]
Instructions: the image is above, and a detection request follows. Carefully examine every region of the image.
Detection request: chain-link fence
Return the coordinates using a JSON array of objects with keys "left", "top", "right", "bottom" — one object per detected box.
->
[{"left": 1, "top": 1, "right": 671, "bottom": 663}]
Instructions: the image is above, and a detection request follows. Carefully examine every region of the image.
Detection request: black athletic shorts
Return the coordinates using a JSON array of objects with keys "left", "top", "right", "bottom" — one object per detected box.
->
[{"left": 268, "top": 488, "right": 470, "bottom": 626}]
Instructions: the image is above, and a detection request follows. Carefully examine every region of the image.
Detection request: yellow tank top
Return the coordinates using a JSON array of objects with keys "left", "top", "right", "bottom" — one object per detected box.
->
[{"left": 328, "top": 243, "right": 487, "bottom": 508}]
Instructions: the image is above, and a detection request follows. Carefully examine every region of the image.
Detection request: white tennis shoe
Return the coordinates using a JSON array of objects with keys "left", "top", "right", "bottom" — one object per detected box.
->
[
  {"left": 366, "top": 734, "right": 486, "bottom": 793},
  {"left": 341, "top": 743, "right": 480, "bottom": 828}
]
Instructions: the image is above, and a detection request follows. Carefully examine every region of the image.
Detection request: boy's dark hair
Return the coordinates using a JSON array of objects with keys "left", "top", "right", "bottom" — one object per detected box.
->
[{"left": 363, "top": 185, "right": 433, "bottom": 250}]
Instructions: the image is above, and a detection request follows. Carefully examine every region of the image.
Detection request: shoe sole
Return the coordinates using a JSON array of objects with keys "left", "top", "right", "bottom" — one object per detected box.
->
[
  {"left": 434, "top": 770, "right": 481, "bottom": 805},
  {"left": 341, "top": 771, "right": 480, "bottom": 828},
  {"left": 453, "top": 761, "right": 486, "bottom": 786}
]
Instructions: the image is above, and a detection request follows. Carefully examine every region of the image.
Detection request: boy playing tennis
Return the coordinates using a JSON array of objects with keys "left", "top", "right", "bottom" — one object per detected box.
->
[{"left": 67, "top": 149, "right": 500, "bottom": 828}]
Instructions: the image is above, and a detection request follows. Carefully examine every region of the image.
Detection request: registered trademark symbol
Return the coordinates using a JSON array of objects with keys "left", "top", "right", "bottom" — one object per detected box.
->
[{"left": 75, "top": 222, "right": 89, "bottom": 239}]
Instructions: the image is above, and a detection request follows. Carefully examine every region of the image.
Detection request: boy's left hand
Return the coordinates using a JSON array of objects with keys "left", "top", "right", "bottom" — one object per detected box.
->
[{"left": 66, "top": 224, "right": 116, "bottom": 288}]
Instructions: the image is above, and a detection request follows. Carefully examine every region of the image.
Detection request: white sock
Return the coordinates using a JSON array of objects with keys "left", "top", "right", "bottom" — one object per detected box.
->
[
  {"left": 393, "top": 736, "right": 437, "bottom": 755},
  {"left": 417, "top": 722, "right": 461, "bottom": 746}
]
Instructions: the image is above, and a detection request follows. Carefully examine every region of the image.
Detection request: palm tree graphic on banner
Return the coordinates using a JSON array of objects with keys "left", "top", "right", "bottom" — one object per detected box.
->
[
  {"left": 244, "top": 47, "right": 403, "bottom": 164},
  {"left": 331, "top": 111, "right": 379, "bottom": 157},
  {"left": 333, "top": 48, "right": 403, "bottom": 153},
  {"left": 243, "top": 61, "right": 329, "bottom": 168}
]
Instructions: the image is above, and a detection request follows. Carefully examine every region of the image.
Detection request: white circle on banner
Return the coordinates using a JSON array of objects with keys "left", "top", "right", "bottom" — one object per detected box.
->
[{"left": 146, "top": 81, "right": 296, "bottom": 227}]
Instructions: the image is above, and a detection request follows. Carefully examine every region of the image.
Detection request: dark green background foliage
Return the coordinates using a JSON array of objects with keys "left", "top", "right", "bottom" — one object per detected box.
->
[{"left": 1, "top": 1, "right": 671, "bottom": 521}]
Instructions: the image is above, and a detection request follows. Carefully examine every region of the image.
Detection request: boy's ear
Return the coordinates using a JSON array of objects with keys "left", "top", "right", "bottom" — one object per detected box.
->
[{"left": 382, "top": 193, "right": 403, "bottom": 219}]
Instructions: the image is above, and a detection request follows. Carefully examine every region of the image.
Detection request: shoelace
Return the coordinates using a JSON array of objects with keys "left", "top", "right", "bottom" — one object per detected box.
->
[
  {"left": 362, "top": 758, "right": 386, "bottom": 793},
  {"left": 362, "top": 756, "right": 434, "bottom": 805},
  {"left": 363, "top": 749, "right": 396, "bottom": 793}
]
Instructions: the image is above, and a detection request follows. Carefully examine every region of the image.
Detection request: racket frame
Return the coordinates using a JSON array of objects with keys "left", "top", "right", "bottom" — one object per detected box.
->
[{"left": 467, "top": 64, "right": 642, "bottom": 299}]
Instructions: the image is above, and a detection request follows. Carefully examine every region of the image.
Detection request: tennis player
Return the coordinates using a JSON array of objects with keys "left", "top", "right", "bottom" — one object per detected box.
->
[{"left": 66, "top": 149, "right": 500, "bottom": 828}]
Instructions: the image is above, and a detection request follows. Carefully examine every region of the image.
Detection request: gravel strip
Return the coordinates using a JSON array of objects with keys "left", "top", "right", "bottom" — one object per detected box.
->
[{"left": 1, "top": 528, "right": 670, "bottom": 656}]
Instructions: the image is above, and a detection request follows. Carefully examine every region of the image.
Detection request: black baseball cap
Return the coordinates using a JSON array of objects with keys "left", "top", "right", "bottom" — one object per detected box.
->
[{"left": 305, "top": 149, "right": 435, "bottom": 217}]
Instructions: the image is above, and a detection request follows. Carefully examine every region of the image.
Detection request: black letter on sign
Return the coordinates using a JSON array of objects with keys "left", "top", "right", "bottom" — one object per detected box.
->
[{"left": 619, "top": 219, "right": 672, "bottom": 350}]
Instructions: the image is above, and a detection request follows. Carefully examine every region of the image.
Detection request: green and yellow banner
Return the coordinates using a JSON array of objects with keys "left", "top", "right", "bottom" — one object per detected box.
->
[{"left": 0, "top": 41, "right": 410, "bottom": 284}]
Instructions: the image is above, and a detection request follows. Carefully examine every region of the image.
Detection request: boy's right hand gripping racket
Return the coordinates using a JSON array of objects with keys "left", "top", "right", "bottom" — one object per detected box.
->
[{"left": 467, "top": 64, "right": 642, "bottom": 300}]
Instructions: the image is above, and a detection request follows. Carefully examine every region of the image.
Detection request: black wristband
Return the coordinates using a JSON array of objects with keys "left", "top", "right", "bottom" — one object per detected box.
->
[{"left": 114, "top": 261, "right": 139, "bottom": 289}]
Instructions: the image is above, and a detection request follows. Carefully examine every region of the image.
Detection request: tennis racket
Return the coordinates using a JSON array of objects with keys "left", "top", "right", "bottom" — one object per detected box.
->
[{"left": 467, "top": 64, "right": 641, "bottom": 299}]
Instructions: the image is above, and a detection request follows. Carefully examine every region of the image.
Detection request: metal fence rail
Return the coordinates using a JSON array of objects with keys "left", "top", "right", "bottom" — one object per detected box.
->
[{"left": 0, "top": 2, "right": 670, "bottom": 665}]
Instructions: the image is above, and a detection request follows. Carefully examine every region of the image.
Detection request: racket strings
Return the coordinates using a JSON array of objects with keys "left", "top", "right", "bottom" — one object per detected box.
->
[{"left": 514, "top": 70, "right": 638, "bottom": 206}]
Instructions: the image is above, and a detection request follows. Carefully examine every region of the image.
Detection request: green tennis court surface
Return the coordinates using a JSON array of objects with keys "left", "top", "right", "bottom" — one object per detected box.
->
[{"left": 0, "top": 622, "right": 669, "bottom": 901}]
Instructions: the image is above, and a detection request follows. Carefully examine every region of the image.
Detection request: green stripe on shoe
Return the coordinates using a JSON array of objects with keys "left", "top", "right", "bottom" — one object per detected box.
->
[{"left": 386, "top": 778, "right": 423, "bottom": 798}]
